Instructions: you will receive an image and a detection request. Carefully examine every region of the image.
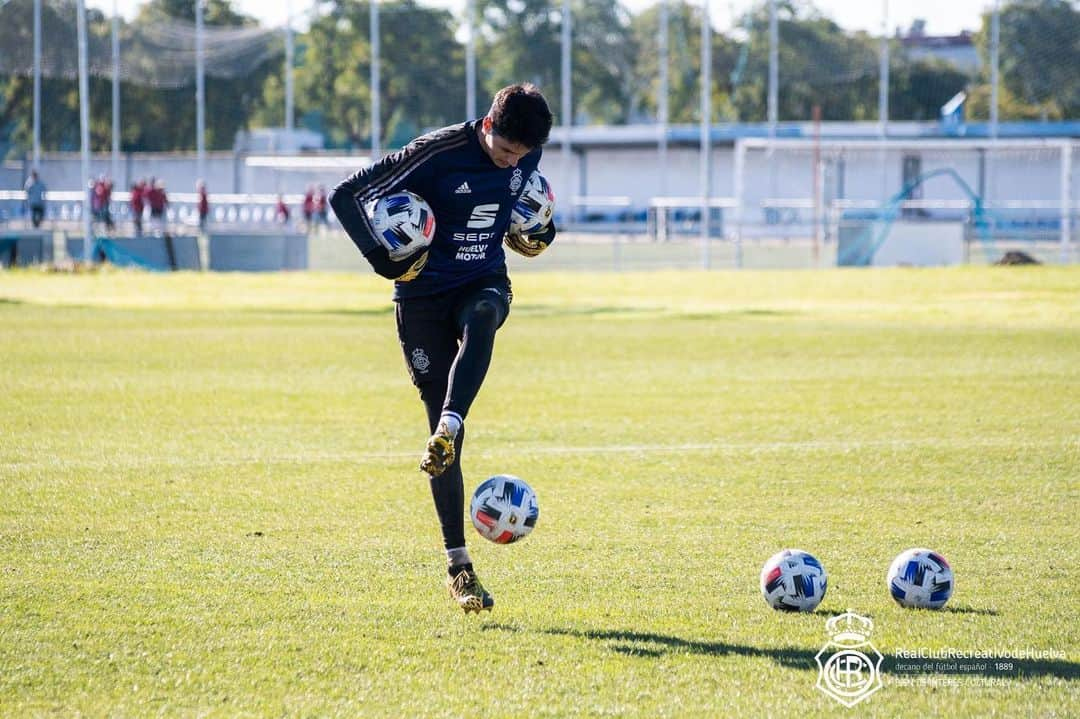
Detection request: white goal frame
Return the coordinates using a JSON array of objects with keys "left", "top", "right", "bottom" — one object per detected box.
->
[{"left": 730, "top": 137, "right": 1076, "bottom": 266}]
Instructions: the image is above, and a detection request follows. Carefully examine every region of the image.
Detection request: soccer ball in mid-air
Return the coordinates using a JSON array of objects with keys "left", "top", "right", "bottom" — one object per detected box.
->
[
  {"left": 469, "top": 475, "right": 539, "bottom": 544},
  {"left": 888, "top": 548, "right": 954, "bottom": 609},
  {"left": 510, "top": 171, "right": 555, "bottom": 235},
  {"left": 760, "top": 549, "right": 828, "bottom": 612},
  {"left": 370, "top": 191, "right": 436, "bottom": 260}
]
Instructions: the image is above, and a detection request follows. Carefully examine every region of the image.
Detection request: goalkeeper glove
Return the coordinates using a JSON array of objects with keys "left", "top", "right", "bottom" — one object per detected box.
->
[
  {"left": 504, "top": 220, "right": 557, "bottom": 258},
  {"left": 362, "top": 243, "right": 429, "bottom": 282}
]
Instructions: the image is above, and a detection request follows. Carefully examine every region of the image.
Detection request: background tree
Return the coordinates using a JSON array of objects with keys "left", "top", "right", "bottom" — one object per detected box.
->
[
  {"left": 121, "top": 0, "right": 276, "bottom": 152},
  {"left": 3, "top": 0, "right": 1077, "bottom": 161},
  {"left": 732, "top": 2, "right": 878, "bottom": 121},
  {"left": 970, "top": 0, "right": 1079, "bottom": 120},
  {"left": 292, "top": 0, "right": 463, "bottom": 149},
  {"left": 569, "top": 0, "right": 637, "bottom": 124},
  {"left": 475, "top": 0, "right": 636, "bottom": 125},
  {"left": 474, "top": 0, "right": 563, "bottom": 120},
  {"left": 0, "top": 0, "right": 279, "bottom": 156},
  {"left": 0, "top": 0, "right": 111, "bottom": 154},
  {"left": 628, "top": 2, "right": 743, "bottom": 124},
  {"left": 888, "top": 59, "right": 970, "bottom": 122}
]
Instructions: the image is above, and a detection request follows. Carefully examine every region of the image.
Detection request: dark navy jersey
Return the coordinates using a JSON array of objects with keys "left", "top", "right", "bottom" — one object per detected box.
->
[{"left": 331, "top": 120, "right": 542, "bottom": 300}]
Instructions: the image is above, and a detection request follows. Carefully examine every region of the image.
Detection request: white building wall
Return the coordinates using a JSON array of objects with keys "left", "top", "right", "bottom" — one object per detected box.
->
[
  {"left": 8, "top": 142, "right": 1072, "bottom": 216},
  {"left": 570, "top": 144, "right": 1070, "bottom": 211}
]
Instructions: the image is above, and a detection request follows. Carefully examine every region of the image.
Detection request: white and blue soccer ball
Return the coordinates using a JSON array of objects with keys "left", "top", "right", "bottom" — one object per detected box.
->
[
  {"left": 510, "top": 171, "right": 555, "bottom": 236},
  {"left": 760, "top": 549, "right": 828, "bottom": 612},
  {"left": 370, "top": 191, "right": 436, "bottom": 260},
  {"left": 888, "top": 548, "right": 954, "bottom": 610},
  {"left": 469, "top": 474, "right": 539, "bottom": 544}
]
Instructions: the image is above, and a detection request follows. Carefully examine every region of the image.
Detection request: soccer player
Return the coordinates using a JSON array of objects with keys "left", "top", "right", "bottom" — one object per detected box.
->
[{"left": 329, "top": 83, "right": 556, "bottom": 613}]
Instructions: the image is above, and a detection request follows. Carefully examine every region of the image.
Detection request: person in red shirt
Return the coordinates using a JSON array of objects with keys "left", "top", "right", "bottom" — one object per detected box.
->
[
  {"left": 91, "top": 177, "right": 106, "bottom": 225},
  {"left": 147, "top": 178, "right": 168, "bottom": 235},
  {"left": 302, "top": 185, "right": 315, "bottom": 228},
  {"left": 130, "top": 179, "right": 146, "bottom": 236},
  {"left": 89, "top": 176, "right": 115, "bottom": 233},
  {"left": 196, "top": 180, "right": 209, "bottom": 233}
]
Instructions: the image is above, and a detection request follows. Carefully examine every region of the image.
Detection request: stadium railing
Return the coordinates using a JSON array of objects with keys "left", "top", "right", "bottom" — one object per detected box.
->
[{"left": 0, "top": 190, "right": 320, "bottom": 231}]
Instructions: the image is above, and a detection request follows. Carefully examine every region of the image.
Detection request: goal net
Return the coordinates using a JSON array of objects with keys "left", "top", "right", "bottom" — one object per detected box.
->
[{"left": 732, "top": 137, "right": 1078, "bottom": 266}]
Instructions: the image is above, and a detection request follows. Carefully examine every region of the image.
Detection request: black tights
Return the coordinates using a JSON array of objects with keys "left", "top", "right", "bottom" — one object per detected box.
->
[{"left": 422, "top": 295, "right": 506, "bottom": 550}]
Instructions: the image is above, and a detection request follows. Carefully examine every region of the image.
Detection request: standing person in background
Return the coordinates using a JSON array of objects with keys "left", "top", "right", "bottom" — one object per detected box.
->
[
  {"left": 302, "top": 186, "right": 316, "bottom": 230},
  {"left": 196, "top": 180, "right": 209, "bottom": 233},
  {"left": 24, "top": 170, "right": 46, "bottom": 229},
  {"left": 102, "top": 176, "right": 114, "bottom": 231},
  {"left": 130, "top": 179, "right": 146, "bottom": 237},
  {"left": 91, "top": 175, "right": 115, "bottom": 233},
  {"left": 147, "top": 179, "right": 168, "bottom": 236}
]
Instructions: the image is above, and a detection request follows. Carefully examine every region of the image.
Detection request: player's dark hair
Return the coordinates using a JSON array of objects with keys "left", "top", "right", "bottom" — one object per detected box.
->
[{"left": 488, "top": 83, "right": 553, "bottom": 149}]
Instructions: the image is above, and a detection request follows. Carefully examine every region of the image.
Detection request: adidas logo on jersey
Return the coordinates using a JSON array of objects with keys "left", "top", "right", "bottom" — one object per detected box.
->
[{"left": 455, "top": 181, "right": 472, "bottom": 194}]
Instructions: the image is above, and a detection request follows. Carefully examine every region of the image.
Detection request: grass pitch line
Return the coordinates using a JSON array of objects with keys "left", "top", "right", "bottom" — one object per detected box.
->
[{"left": 4, "top": 437, "right": 1074, "bottom": 471}]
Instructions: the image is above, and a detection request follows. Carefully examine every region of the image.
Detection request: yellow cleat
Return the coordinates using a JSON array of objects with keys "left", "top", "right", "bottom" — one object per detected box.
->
[
  {"left": 447, "top": 566, "right": 494, "bottom": 614},
  {"left": 420, "top": 422, "right": 456, "bottom": 478}
]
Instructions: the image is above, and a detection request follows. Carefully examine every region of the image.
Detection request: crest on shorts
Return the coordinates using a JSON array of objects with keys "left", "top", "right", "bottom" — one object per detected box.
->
[{"left": 410, "top": 348, "right": 431, "bottom": 373}]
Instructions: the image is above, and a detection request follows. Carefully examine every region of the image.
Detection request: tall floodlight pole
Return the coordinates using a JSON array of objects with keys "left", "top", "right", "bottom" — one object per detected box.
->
[
  {"left": 767, "top": 0, "right": 778, "bottom": 142},
  {"left": 561, "top": 0, "right": 572, "bottom": 223},
  {"left": 700, "top": 0, "right": 712, "bottom": 268},
  {"left": 76, "top": 0, "right": 93, "bottom": 261},
  {"left": 112, "top": 0, "right": 121, "bottom": 184},
  {"left": 658, "top": 0, "right": 669, "bottom": 197},
  {"left": 370, "top": 0, "right": 381, "bottom": 159},
  {"left": 285, "top": 2, "right": 295, "bottom": 133},
  {"left": 990, "top": 0, "right": 1000, "bottom": 140},
  {"left": 878, "top": 0, "right": 889, "bottom": 205},
  {"left": 878, "top": 0, "right": 889, "bottom": 138},
  {"left": 465, "top": 0, "right": 476, "bottom": 120},
  {"left": 33, "top": 0, "right": 42, "bottom": 169},
  {"left": 986, "top": 0, "right": 1001, "bottom": 208},
  {"left": 195, "top": 0, "right": 206, "bottom": 183}
]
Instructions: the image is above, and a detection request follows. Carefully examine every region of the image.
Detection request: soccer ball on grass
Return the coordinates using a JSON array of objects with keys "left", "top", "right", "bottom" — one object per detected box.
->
[
  {"left": 887, "top": 548, "right": 953, "bottom": 609},
  {"left": 760, "top": 549, "right": 828, "bottom": 612},
  {"left": 470, "top": 475, "right": 539, "bottom": 544}
]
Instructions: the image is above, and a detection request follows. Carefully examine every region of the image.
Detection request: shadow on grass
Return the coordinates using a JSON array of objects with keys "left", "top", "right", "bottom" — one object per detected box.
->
[
  {"left": 513, "top": 305, "right": 799, "bottom": 321},
  {"left": 483, "top": 625, "right": 1080, "bottom": 682},
  {"left": 942, "top": 604, "right": 1000, "bottom": 616},
  {"left": 0, "top": 298, "right": 25, "bottom": 306},
  {"left": 239, "top": 306, "right": 395, "bottom": 318},
  {"left": 512, "top": 304, "right": 656, "bottom": 319},
  {"left": 233, "top": 304, "right": 802, "bottom": 321},
  {"left": 679, "top": 308, "right": 797, "bottom": 320},
  {"left": 483, "top": 624, "right": 818, "bottom": 671}
]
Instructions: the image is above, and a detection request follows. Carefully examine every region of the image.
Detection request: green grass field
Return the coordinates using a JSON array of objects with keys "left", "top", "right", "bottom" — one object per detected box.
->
[{"left": 1, "top": 266, "right": 1078, "bottom": 717}]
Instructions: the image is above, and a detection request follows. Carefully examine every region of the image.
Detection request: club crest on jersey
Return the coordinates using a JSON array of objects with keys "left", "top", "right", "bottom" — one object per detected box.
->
[
  {"left": 411, "top": 348, "right": 431, "bottom": 373},
  {"left": 509, "top": 168, "right": 523, "bottom": 193}
]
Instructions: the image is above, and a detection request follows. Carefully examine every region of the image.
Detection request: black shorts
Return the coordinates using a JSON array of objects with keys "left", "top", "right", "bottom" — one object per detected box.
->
[{"left": 395, "top": 273, "right": 512, "bottom": 388}]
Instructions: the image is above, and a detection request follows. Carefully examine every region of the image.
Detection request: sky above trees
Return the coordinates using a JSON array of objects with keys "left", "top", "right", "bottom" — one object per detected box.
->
[{"left": 85, "top": 0, "right": 992, "bottom": 36}]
